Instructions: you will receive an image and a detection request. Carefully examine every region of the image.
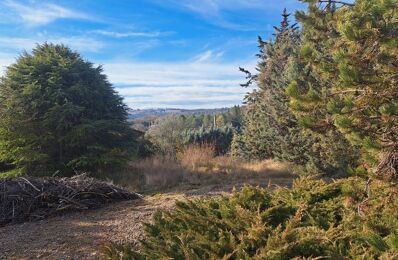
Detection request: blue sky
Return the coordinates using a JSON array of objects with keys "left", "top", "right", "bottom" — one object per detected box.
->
[{"left": 0, "top": 0, "right": 305, "bottom": 109}]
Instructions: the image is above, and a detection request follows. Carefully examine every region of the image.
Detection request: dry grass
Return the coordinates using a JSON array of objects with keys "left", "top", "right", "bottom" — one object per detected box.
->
[
  {"left": 111, "top": 155, "right": 185, "bottom": 192},
  {"left": 179, "top": 144, "right": 290, "bottom": 177},
  {"left": 178, "top": 143, "right": 215, "bottom": 171},
  {"left": 111, "top": 145, "right": 295, "bottom": 193}
]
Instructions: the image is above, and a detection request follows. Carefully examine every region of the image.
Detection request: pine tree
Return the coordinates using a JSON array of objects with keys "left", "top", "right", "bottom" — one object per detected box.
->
[
  {"left": 332, "top": 0, "right": 398, "bottom": 178},
  {"left": 237, "top": 9, "right": 302, "bottom": 160},
  {"left": 181, "top": 126, "right": 233, "bottom": 155},
  {"left": 285, "top": 1, "right": 360, "bottom": 174},
  {"left": 236, "top": 9, "right": 358, "bottom": 175},
  {"left": 0, "top": 43, "right": 137, "bottom": 176},
  {"left": 288, "top": 0, "right": 344, "bottom": 131},
  {"left": 290, "top": 0, "right": 397, "bottom": 178}
]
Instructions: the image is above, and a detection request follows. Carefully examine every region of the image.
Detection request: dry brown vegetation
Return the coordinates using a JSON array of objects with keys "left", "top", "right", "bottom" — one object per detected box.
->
[
  {"left": 110, "top": 144, "right": 295, "bottom": 193},
  {"left": 0, "top": 145, "right": 296, "bottom": 259}
]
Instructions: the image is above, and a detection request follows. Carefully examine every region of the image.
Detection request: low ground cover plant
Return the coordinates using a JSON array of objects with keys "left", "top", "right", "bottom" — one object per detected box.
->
[{"left": 103, "top": 177, "right": 398, "bottom": 259}]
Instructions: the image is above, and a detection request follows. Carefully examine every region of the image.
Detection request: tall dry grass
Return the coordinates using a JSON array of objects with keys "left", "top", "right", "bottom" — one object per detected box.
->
[
  {"left": 111, "top": 155, "right": 185, "bottom": 192},
  {"left": 178, "top": 143, "right": 215, "bottom": 171},
  {"left": 111, "top": 144, "right": 295, "bottom": 193}
]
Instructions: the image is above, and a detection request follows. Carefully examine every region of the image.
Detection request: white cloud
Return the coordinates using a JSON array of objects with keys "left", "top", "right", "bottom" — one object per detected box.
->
[
  {"left": 0, "top": 45, "right": 256, "bottom": 109},
  {"left": 117, "top": 85, "right": 249, "bottom": 109},
  {"left": 177, "top": 0, "right": 301, "bottom": 15},
  {"left": 0, "top": 36, "right": 104, "bottom": 53},
  {"left": 122, "top": 94, "right": 245, "bottom": 109},
  {"left": 92, "top": 30, "right": 172, "bottom": 38},
  {"left": 103, "top": 59, "right": 256, "bottom": 109},
  {"left": 193, "top": 50, "right": 224, "bottom": 63},
  {"left": 3, "top": 0, "right": 92, "bottom": 26},
  {"left": 151, "top": 0, "right": 304, "bottom": 30},
  {"left": 0, "top": 53, "right": 16, "bottom": 74},
  {"left": 102, "top": 60, "right": 254, "bottom": 86}
]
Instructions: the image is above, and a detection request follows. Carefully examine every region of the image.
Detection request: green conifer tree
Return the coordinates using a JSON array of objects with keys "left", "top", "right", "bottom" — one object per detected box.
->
[
  {"left": 290, "top": 0, "right": 397, "bottom": 178},
  {"left": 332, "top": 0, "right": 398, "bottom": 178},
  {"left": 236, "top": 9, "right": 358, "bottom": 175},
  {"left": 285, "top": 1, "right": 360, "bottom": 174},
  {"left": 0, "top": 43, "right": 137, "bottom": 176},
  {"left": 237, "top": 9, "right": 302, "bottom": 160}
]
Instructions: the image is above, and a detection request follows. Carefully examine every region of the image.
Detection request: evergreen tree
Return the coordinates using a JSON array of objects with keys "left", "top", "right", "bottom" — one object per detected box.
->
[
  {"left": 289, "top": 0, "right": 397, "bottom": 178},
  {"left": 331, "top": 0, "right": 398, "bottom": 178},
  {"left": 181, "top": 126, "right": 233, "bottom": 155},
  {"left": 287, "top": 0, "right": 345, "bottom": 131},
  {"left": 285, "top": 1, "right": 360, "bottom": 174},
  {"left": 0, "top": 43, "right": 136, "bottom": 176},
  {"left": 228, "top": 105, "right": 243, "bottom": 129},
  {"left": 237, "top": 9, "right": 302, "bottom": 160},
  {"left": 236, "top": 9, "right": 359, "bottom": 175}
]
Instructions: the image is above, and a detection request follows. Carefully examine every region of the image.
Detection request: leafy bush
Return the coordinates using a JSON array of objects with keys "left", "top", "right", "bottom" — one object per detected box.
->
[{"left": 103, "top": 177, "right": 398, "bottom": 259}]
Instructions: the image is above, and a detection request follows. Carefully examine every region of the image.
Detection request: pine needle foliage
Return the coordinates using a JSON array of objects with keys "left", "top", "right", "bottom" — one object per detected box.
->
[
  {"left": 103, "top": 178, "right": 398, "bottom": 259},
  {"left": 0, "top": 43, "right": 137, "bottom": 177},
  {"left": 289, "top": 0, "right": 398, "bottom": 178},
  {"left": 235, "top": 9, "right": 359, "bottom": 175},
  {"left": 332, "top": 0, "right": 398, "bottom": 178},
  {"left": 237, "top": 9, "right": 302, "bottom": 162}
]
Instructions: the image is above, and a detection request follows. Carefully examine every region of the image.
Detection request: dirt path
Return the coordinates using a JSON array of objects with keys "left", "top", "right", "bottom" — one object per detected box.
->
[
  {"left": 0, "top": 177, "right": 294, "bottom": 259},
  {"left": 0, "top": 194, "right": 184, "bottom": 260}
]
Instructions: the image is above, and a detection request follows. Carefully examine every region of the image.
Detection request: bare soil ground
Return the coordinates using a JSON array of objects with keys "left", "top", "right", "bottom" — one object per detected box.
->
[{"left": 0, "top": 176, "right": 294, "bottom": 259}]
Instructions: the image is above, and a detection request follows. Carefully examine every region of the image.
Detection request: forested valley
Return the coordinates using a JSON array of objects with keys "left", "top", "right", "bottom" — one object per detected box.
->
[{"left": 1, "top": 0, "right": 398, "bottom": 259}]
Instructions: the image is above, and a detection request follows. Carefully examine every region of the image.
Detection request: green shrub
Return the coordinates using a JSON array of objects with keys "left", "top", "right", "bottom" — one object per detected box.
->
[{"left": 103, "top": 177, "right": 398, "bottom": 259}]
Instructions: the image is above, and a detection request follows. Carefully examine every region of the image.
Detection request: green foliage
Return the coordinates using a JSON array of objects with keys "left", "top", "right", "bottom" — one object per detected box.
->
[
  {"left": 102, "top": 1, "right": 398, "bottom": 258},
  {"left": 145, "top": 115, "right": 187, "bottom": 154},
  {"left": 234, "top": 9, "right": 359, "bottom": 176},
  {"left": 235, "top": 10, "right": 306, "bottom": 162},
  {"left": 104, "top": 178, "right": 398, "bottom": 259},
  {"left": 181, "top": 126, "right": 233, "bottom": 155},
  {"left": 146, "top": 107, "right": 243, "bottom": 155},
  {"left": 0, "top": 43, "right": 136, "bottom": 177},
  {"left": 332, "top": 0, "right": 398, "bottom": 176},
  {"left": 288, "top": 0, "right": 398, "bottom": 178}
]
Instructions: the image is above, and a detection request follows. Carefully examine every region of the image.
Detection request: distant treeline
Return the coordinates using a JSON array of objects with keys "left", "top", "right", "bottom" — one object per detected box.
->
[
  {"left": 131, "top": 106, "right": 242, "bottom": 132},
  {"left": 145, "top": 106, "right": 243, "bottom": 155}
]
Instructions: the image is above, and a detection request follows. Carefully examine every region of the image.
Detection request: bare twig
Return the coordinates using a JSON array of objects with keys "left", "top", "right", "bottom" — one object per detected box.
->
[{"left": 0, "top": 174, "right": 142, "bottom": 226}]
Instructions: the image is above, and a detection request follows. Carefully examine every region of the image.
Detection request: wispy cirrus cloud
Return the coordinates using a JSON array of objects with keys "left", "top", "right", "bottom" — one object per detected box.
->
[
  {"left": 0, "top": 40, "right": 253, "bottom": 108},
  {"left": 2, "top": 0, "right": 92, "bottom": 26},
  {"left": 92, "top": 30, "right": 173, "bottom": 38},
  {"left": 193, "top": 50, "right": 224, "bottom": 63},
  {"left": 0, "top": 0, "right": 299, "bottom": 109},
  {"left": 168, "top": 0, "right": 301, "bottom": 15},
  {"left": 0, "top": 36, "right": 104, "bottom": 53},
  {"left": 151, "top": 0, "right": 304, "bottom": 30}
]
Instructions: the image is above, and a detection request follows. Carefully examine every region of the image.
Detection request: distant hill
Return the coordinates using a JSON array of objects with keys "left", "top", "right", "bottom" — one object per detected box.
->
[{"left": 127, "top": 108, "right": 230, "bottom": 120}]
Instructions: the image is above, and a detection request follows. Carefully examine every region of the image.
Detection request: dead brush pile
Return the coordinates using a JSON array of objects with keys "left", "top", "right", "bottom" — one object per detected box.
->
[{"left": 0, "top": 174, "right": 142, "bottom": 226}]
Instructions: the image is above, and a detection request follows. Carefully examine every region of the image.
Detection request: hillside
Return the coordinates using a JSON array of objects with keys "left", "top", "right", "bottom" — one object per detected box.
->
[{"left": 127, "top": 108, "right": 230, "bottom": 120}]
